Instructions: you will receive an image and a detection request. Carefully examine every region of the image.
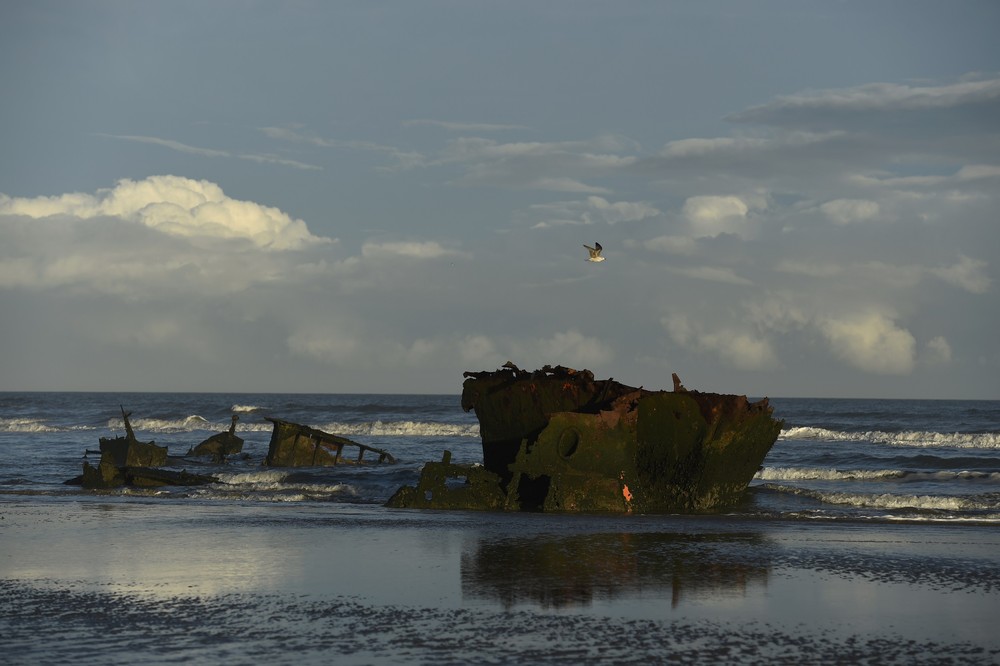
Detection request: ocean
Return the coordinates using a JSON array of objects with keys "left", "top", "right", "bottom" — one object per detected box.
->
[{"left": 2, "top": 391, "right": 999, "bottom": 664}]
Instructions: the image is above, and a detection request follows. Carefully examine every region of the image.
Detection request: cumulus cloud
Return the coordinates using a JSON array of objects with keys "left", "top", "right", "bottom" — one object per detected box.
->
[
  {"left": 819, "top": 312, "right": 916, "bottom": 375},
  {"left": 0, "top": 175, "right": 331, "bottom": 250},
  {"left": 682, "top": 195, "right": 757, "bottom": 239},
  {"left": 924, "top": 336, "right": 953, "bottom": 365},
  {"left": 662, "top": 314, "right": 778, "bottom": 371}
]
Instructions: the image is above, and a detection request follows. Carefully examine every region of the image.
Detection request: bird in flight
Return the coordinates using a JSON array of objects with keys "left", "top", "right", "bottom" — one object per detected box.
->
[{"left": 583, "top": 242, "right": 606, "bottom": 263}]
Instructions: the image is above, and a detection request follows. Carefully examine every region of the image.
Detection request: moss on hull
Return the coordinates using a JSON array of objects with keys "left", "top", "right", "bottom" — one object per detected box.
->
[{"left": 387, "top": 365, "right": 783, "bottom": 513}]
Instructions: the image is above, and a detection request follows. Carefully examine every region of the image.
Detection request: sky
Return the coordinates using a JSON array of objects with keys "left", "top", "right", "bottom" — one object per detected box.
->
[{"left": 1, "top": 1, "right": 998, "bottom": 398}]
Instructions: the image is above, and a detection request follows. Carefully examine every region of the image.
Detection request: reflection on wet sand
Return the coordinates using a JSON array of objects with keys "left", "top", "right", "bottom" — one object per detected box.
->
[{"left": 461, "top": 531, "right": 770, "bottom": 610}]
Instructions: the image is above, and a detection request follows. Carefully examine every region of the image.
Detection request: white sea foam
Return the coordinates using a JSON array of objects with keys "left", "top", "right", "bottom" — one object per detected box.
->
[
  {"left": 757, "top": 467, "right": 1000, "bottom": 482},
  {"left": 0, "top": 418, "right": 62, "bottom": 433},
  {"left": 0, "top": 418, "right": 94, "bottom": 433},
  {"left": 215, "top": 470, "right": 289, "bottom": 485},
  {"left": 107, "top": 415, "right": 212, "bottom": 434},
  {"left": 756, "top": 467, "right": 903, "bottom": 481},
  {"left": 315, "top": 420, "right": 480, "bottom": 438},
  {"left": 763, "top": 483, "right": 998, "bottom": 512},
  {"left": 193, "top": 470, "right": 357, "bottom": 502},
  {"left": 231, "top": 404, "right": 264, "bottom": 413},
  {"left": 781, "top": 426, "right": 1000, "bottom": 449},
  {"left": 99, "top": 416, "right": 478, "bottom": 437}
]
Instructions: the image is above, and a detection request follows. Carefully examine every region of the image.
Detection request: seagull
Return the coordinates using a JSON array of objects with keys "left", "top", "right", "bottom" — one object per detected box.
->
[{"left": 583, "top": 242, "right": 606, "bottom": 262}]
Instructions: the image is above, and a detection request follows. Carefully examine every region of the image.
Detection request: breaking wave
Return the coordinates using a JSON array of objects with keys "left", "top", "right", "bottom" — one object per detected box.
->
[
  {"left": 198, "top": 470, "right": 358, "bottom": 502},
  {"left": 230, "top": 404, "right": 264, "bottom": 413},
  {"left": 760, "top": 483, "right": 1000, "bottom": 512},
  {"left": 107, "top": 415, "right": 217, "bottom": 434},
  {"left": 756, "top": 467, "right": 1000, "bottom": 482},
  {"left": 315, "top": 420, "right": 480, "bottom": 438},
  {"left": 98, "top": 416, "right": 479, "bottom": 438},
  {"left": 781, "top": 426, "right": 1000, "bottom": 449},
  {"left": 0, "top": 418, "right": 90, "bottom": 433}
]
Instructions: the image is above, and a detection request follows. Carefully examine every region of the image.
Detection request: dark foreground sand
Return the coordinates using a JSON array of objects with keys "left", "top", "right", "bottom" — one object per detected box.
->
[{"left": 2, "top": 498, "right": 998, "bottom": 664}]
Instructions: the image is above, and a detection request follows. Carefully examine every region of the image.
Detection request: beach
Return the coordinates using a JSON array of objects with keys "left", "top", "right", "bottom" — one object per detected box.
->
[{"left": 3, "top": 498, "right": 998, "bottom": 664}]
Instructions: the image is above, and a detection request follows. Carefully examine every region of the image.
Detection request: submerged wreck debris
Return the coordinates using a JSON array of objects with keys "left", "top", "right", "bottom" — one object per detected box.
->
[
  {"left": 384, "top": 451, "right": 506, "bottom": 511},
  {"left": 187, "top": 414, "right": 244, "bottom": 462},
  {"left": 69, "top": 406, "right": 218, "bottom": 489},
  {"left": 75, "top": 463, "right": 219, "bottom": 489},
  {"left": 387, "top": 365, "right": 783, "bottom": 513},
  {"left": 263, "top": 417, "right": 396, "bottom": 467}
]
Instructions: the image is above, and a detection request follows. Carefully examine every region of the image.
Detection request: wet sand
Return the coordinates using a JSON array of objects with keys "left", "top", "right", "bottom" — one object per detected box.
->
[{"left": 2, "top": 498, "right": 998, "bottom": 664}]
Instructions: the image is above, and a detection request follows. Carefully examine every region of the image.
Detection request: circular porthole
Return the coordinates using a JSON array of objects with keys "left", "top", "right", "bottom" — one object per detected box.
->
[{"left": 557, "top": 428, "right": 580, "bottom": 459}]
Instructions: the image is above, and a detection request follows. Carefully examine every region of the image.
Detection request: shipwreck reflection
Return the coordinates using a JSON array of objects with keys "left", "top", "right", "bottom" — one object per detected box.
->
[{"left": 461, "top": 531, "right": 770, "bottom": 610}]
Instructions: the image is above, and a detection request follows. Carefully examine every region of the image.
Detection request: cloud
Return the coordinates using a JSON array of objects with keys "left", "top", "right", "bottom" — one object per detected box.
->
[
  {"left": 682, "top": 195, "right": 757, "bottom": 239},
  {"left": 360, "top": 240, "right": 466, "bottom": 260},
  {"left": 730, "top": 78, "right": 1000, "bottom": 124},
  {"left": 819, "top": 198, "right": 880, "bottom": 225},
  {"left": 662, "top": 314, "right": 777, "bottom": 371},
  {"left": 525, "top": 177, "right": 609, "bottom": 194},
  {"left": 402, "top": 119, "right": 529, "bottom": 132},
  {"left": 437, "top": 136, "right": 635, "bottom": 191},
  {"left": 642, "top": 235, "right": 698, "bottom": 255},
  {"left": 0, "top": 175, "right": 330, "bottom": 250},
  {"left": 450, "top": 330, "right": 614, "bottom": 372},
  {"left": 669, "top": 266, "right": 753, "bottom": 286},
  {"left": 924, "top": 336, "right": 953, "bottom": 365},
  {"left": 99, "top": 134, "right": 322, "bottom": 170},
  {"left": 819, "top": 312, "right": 916, "bottom": 375},
  {"left": 930, "top": 255, "right": 990, "bottom": 294},
  {"left": 459, "top": 335, "right": 499, "bottom": 364},
  {"left": 259, "top": 126, "right": 427, "bottom": 170},
  {"left": 287, "top": 324, "right": 363, "bottom": 364},
  {"left": 529, "top": 196, "right": 659, "bottom": 229}
]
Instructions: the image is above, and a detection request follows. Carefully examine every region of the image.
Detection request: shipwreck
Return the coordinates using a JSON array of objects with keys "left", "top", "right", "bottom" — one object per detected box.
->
[
  {"left": 70, "top": 406, "right": 218, "bottom": 489},
  {"left": 187, "top": 414, "right": 245, "bottom": 462},
  {"left": 387, "top": 364, "right": 783, "bottom": 513},
  {"left": 263, "top": 417, "right": 396, "bottom": 467}
]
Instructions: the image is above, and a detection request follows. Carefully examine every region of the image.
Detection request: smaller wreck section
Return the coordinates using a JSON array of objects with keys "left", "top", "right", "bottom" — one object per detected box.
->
[
  {"left": 98, "top": 406, "right": 167, "bottom": 468},
  {"left": 388, "top": 365, "right": 783, "bottom": 513},
  {"left": 263, "top": 417, "right": 396, "bottom": 467},
  {"left": 187, "top": 414, "right": 245, "bottom": 462},
  {"left": 72, "top": 406, "right": 217, "bottom": 489}
]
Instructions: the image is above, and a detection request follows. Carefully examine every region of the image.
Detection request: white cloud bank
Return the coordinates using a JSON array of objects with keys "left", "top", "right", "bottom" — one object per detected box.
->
[
  {"left": 819, "top": 312, "right": 917, "bottom": 375},
  {"left": 0, "top": 175, "right": 330, "bottom": 250}
]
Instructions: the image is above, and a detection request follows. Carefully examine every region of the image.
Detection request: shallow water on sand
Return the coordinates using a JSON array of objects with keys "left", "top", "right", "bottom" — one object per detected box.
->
[{"left": 2, "top": 498, "right": 998, "bottom": 664}]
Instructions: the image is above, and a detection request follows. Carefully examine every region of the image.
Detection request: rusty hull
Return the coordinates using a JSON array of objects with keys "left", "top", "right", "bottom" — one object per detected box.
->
[{"left": 387, "top": 365, "right": 783, "bottom": 513}]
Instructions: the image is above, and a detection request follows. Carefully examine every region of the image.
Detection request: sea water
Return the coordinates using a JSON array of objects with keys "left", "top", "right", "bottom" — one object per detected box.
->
[
  {"left": 1, "top": 392, "right": 996, "bottom": 523},
  {"left": 1, "top": 392, "right": 999, "bottom": 663}
]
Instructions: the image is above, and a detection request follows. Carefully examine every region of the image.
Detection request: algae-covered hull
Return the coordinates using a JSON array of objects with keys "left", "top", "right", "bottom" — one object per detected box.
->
[{"left": 388, "top": 365, "right": 783, "bottom": 513}]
